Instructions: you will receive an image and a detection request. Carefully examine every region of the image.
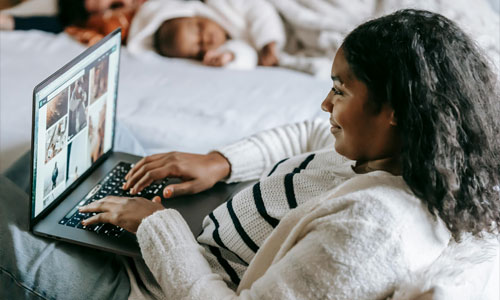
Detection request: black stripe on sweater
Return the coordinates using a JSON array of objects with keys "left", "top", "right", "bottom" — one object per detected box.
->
[
  {"left": 253, "top": 182, "right": 280, "bottom": 228},
  {"left": 208, "top": 212, "right": 248, "bottom": 266},
  {"left": 299, "top": 154, "right": 315, "bottom": 169},
  {"left": 227, "top": 198, "right": 260, "bottom": 253},
  {"left": 284, "top": 154, "right": 315, "bottom": 209},
  {"left": 208, "top": 245, "right": 241, "bottom": 285},
  {"left": 267, "top": 158, "right": 289, "bottom": 176}
]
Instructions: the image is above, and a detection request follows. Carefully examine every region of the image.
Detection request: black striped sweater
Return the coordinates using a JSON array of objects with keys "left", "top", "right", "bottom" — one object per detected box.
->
[{"left": 196, "top": 119, "right": 352, "bottom": 289}]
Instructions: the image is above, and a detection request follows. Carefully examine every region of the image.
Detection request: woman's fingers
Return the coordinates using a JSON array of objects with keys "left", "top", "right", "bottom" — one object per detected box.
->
[
  {"left": 81, "top": 211, "right": 110, "bottom": 226},
  {"left": 79, "top": 198, "right": 111, "bottom": 212},
  {"left": 130, "top": 168, "right": 166, "bottom": 195},
  {"left": 126, "top": 154, "right": 156, "bottom": 180},
  {"left": 124, "top": 159, "right": 165, "bottom": 191},
  {"left": 163, "top": 180, "right": 205, "bottom": 198},
  {"left": 79, "top": 196, "right": 164, "bottom": 233},
  {"left": 79, "top": 198, "right": 116, "bottom": 225}
]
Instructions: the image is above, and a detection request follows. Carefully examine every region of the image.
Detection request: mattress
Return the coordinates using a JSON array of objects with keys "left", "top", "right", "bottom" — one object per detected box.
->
[{"left": 0, "top": 30, "right": 330, "bottom": 172}]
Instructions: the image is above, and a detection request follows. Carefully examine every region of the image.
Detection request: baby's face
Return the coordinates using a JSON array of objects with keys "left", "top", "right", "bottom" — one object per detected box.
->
[{"left": 162, "top": 17, "right": 228, "bottom": 59}]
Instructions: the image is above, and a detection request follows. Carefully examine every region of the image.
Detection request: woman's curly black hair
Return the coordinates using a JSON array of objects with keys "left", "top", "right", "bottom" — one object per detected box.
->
[{"left": 342, "top": 9, "right": 500, "bottom": 241}]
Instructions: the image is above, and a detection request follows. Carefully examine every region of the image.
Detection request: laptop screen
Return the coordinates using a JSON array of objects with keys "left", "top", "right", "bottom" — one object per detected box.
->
[{"left": 31, "top": 31, "right": 121, "bottom": 219}]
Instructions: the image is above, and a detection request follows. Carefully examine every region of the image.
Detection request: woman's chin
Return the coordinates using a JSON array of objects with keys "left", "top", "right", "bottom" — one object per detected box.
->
[{"left": 333, "top": 142, "right": 345, "bottom": 156}]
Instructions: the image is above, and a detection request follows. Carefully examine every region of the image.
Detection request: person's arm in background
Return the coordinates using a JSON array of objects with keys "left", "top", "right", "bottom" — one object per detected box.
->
[
  {"left": 0, "top": 14, "right": 63, "bottom": 32},
  {"left": 12, "top": 15, "right": 63, "bottom": 32}
]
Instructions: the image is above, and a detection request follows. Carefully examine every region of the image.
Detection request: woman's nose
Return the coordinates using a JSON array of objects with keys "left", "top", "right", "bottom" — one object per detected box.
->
[{"left": 321, "top": 96, "right": 332, "bottom": 112}]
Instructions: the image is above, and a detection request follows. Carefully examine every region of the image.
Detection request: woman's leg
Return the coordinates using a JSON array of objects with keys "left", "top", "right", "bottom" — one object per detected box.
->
[{"left": 0, "top": 175, "right": 131, "bottom": 300}]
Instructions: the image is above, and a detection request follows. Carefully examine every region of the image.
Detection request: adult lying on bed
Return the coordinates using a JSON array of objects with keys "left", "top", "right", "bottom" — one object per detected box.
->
[
  {"left": 2, "top": 9, "right": 499, "bottom": 300},
  {"left": 0, "top": 0, "right": 146, "bottom": 45}
]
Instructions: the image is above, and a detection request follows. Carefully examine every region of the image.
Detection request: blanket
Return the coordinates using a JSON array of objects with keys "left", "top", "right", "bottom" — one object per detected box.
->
[{"left": 267, "top": 0, "right": 500, "bottom": 77}]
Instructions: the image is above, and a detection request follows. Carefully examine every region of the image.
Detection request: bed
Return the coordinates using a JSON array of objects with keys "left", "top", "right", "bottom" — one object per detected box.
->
[{"left": 0, "top": 30, "right": 330, "bottom": 172}]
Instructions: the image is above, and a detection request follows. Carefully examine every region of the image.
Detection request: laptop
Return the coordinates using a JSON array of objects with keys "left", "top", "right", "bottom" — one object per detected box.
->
[{"left": 29, "top": 29, "right": 252, "bottom": 257}]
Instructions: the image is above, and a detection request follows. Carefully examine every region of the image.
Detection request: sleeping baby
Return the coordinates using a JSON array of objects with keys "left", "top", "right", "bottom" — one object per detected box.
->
[{"left": 127, "top": 0, "right": 286, "bottom": 69}]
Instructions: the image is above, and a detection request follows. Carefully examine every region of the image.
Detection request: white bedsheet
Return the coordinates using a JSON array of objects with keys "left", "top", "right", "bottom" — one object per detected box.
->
[{"left": 0, "top": 31, "right": 330, "bottom": 172}]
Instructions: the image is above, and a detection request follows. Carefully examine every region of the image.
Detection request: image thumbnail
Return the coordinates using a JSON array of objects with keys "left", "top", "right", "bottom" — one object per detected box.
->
[
  {"left": 88, "top": 101, "right": 107, "bottom": 164},
  {"left": 43, "top": 150, "right": 67, "bottom": 200},
  {"left": 68, "top": 74, "right": 89, "bottom": 140},
  {"left": 66, "top": 133, "right": 89, "bottom": 185},
  {"left": 46, "top": 88, "right": 68, "bottom": 129},
  {"left": 90, "top": 57, "right": 109, "bottom": 104},
  {"left": 45, "top": 117, "right": 67, "bottom": 164}
]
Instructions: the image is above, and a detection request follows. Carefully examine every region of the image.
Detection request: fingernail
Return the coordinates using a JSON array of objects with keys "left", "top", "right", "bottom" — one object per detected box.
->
[
  {"left": 122, "top": 183, "right": 128, "bottom": 190},
  {"left": 130, "top": 188, "right": 135, "bottom": 195},
  {"left": 164, "top": 188, "right": 172, "bottom": 198}
]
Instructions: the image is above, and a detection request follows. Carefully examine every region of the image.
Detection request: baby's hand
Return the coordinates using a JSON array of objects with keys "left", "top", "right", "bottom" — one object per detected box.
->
[
  {"left": 203, "top": 50, "right": 234, "bottom": 67},
  {"left": 259, "top": 42, "right": 279, "bottom": 66}
]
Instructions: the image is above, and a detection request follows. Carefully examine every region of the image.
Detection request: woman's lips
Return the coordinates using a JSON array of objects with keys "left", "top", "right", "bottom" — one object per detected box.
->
[{"left": 330, "top": 121, "right": 342, "bottom": 134}]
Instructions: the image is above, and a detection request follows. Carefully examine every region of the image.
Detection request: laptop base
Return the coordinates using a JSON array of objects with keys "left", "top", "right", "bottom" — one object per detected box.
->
[{"left": 34, "top": 151, "right": 252, "bottom": 257}]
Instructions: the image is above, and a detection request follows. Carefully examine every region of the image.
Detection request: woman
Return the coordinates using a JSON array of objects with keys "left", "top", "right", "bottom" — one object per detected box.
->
[{"left": 1, "top": 9, "right": 499, "bottom": 299}]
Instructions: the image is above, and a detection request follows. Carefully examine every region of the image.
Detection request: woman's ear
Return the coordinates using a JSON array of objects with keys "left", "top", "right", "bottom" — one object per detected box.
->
[{"left": 389, "top": 110, "right": 397, "bottom": 126}]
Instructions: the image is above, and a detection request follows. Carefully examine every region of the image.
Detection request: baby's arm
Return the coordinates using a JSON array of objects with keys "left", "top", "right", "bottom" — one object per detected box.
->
[
  {"left": 259, "top": 41, "right": 278, "bottom": 66},
  {"left": 203, "top": 39, "right": 258, "bottom": 70}
]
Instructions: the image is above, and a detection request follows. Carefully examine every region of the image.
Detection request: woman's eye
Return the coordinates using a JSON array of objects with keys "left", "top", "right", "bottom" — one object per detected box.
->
[{"left": 331, "top": 87, "right": 343, "bottom": 95}]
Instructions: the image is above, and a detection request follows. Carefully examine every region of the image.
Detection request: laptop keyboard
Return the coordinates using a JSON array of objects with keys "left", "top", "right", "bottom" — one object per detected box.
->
[{"left": 58, "top": 161, "right": 169, "bottom": 237}]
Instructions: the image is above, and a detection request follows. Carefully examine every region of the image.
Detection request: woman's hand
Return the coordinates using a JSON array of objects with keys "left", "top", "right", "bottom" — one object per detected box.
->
[
  {"left": 79, "top": 196, "right": 164, "bottom": 233},
  {"left": 123, "top": 151, "right": 231, "bottom": 198},
  {"left": 258, "top": 42, "right": 279, "bottom": 66}
]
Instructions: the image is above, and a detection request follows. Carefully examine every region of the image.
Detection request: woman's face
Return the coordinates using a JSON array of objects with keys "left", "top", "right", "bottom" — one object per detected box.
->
[{"left": 321, "top": 48, "right": 400, "bottom": 162}]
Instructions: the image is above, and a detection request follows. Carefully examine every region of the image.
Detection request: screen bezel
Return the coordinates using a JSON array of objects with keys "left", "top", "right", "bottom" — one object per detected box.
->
[{"left": 29, "top": 28, "right": 122, "bottom": 230}]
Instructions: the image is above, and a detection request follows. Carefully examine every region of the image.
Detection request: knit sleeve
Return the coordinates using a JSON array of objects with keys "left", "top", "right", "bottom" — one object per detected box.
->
[
  {"left": 215, "top": 119, "right": 334, "bottom": 183},
  {"left": 137, "top": 209, "right": 234, "bottom": 299}
]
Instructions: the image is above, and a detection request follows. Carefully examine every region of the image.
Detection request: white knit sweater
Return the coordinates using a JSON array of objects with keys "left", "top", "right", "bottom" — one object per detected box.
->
[{"left": 125, "top": 119, "right": 492, "bottom": 299}]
